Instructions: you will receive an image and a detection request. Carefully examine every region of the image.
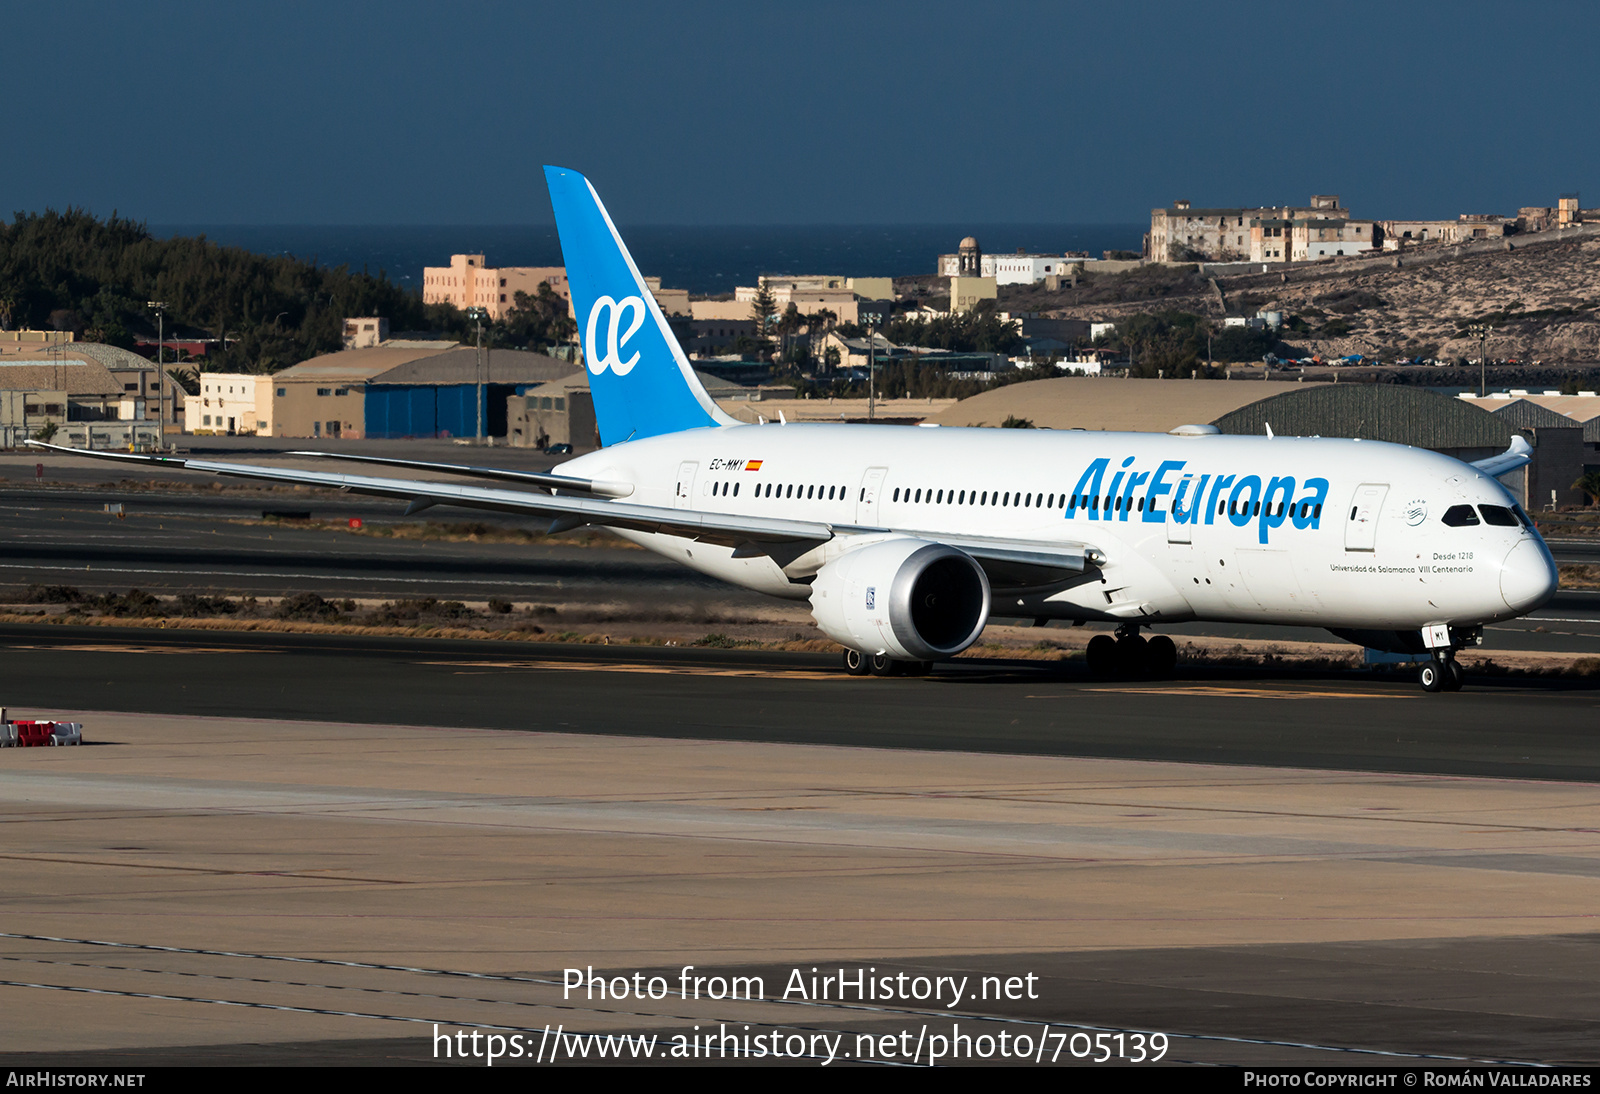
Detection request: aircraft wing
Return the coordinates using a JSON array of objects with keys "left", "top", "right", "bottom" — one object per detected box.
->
[
  {"left": 25, "top": 442, "right": 830, "bottom": 549},
  {"left": 27, "top": 442, "right": 1107, "bottom": 580},
  {"left": 1470, "top": 435, "right": 1533, "bottom": 479}
]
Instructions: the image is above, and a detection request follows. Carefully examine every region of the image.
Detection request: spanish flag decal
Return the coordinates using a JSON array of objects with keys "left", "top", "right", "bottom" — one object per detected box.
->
[{"left": 745, "top": 460, "right": 763, "bottom": 471}]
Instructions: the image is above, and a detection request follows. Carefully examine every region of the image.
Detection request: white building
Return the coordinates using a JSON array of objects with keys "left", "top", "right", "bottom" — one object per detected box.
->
[
  {"left": 187, "top": 373, "right": 273, "bottom": 436},
  {"left": 981, "top": 254, "right": 1092, "bottom": 286}
]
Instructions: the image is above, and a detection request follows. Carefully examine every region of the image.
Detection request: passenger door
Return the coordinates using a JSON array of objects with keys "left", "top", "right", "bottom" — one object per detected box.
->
[
  {"left": 1167, "top": 473, "right": 1196, "bottom": 544},
  {"left": 674, "top": 461, "right": 698, "bottom": 509},
  {"left": 856, "top": 467, "right": 887, "bottom": 525},
  {"left": 1345, "top": 483, "right": 1388, "bottom": 551}
]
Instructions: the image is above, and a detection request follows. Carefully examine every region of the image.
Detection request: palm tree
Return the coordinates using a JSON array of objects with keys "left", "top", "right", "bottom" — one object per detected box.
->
[
  {"left": 776, "top": 302, "right": 802, "bottom": 361},
  {"left": 805, "top": 308, "right": 837, "bottom": 360},
  {"left": 1574, "top": 471, "right": 1600, "bottom": 507}
]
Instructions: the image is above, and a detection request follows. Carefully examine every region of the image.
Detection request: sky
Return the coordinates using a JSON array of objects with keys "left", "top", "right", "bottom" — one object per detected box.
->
[{"left": 1, "top": 0, "right": 1591, "bottom": 226}]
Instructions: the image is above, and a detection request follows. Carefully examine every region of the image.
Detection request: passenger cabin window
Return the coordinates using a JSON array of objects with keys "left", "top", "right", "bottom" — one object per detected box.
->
[{"left": 1441, "top": 504, "right": 1480, "bottom": 527}]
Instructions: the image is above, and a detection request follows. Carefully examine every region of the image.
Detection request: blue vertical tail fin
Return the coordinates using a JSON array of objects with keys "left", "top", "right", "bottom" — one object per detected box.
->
[{"left": 544, "top": 166, "right": 734, "bottom": 446}]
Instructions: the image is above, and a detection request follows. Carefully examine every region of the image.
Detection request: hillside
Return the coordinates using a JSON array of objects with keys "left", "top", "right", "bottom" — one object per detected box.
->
[
  {"left": 0, "top": 209, "right": 441, "bottom": 373},
  {"left": 1005, "top": 228, "right": 1600, "bottom": 370}
]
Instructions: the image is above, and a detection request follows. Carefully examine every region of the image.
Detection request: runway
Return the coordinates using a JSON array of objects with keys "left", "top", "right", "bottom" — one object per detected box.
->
[{"left": 2, "top": 624, "right": 1600, "bottom": 780}]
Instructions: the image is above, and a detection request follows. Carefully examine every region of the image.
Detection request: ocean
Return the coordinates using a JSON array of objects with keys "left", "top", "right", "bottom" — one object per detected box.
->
[{"left": 147, "top": 224, "right": 1145, "bottom": 297}]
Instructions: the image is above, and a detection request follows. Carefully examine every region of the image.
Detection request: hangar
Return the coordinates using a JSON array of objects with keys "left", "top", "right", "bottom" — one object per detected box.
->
[
  {"left": 269, "top": 345, "right": 578, "bottom": 439},
  {"left": 929, "top": 377, "right": 1582, "bottom": 509},
  {"left": 506, "top": 369, "right": 755, "bottom": 450}
]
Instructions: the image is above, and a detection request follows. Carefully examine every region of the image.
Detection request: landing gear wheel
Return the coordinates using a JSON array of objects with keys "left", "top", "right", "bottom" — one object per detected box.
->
[
  {"left": 869, "top": 652, "right": 898, "bottom": 677},
  {"left": 1444, "top": 658, "right": 1464, "bottom": 692},
  {"left": 842, "top": 649, "right": 870, "bottom": 676},
  {"left": 1086, "top": 635, "right": 1116, "bottom": 679},
  {"left": 1419, "top": 661, "right": 1445, "bottom": 693},
  {"left": 1146, "top": 634, "right": 1178, "bottom": 679},
  {"left": 1115, "top": 634, "right": 1148, "bottom": 678}
]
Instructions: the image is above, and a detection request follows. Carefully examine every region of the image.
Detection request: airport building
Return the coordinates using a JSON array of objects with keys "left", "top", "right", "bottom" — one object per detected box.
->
[
  {"left": 506, "top": 369, "right": 786, "bottom": 450},
  {"left": 0, "top": 338, "right": 191, "bottom": 428},
  {"left": 0, "top": 357, "right": 163, "bottom": 448},
  {"left": 1459, "top": 390, "right": 1600, "bottom": 486},
  {"left": 506, "top": 373, "right": 596, "bottom": 450},
  {"left": 267, "top": 345, "right": 578, "bottom": 440},
  {"left": 186, "top": 373, "right": 274, "bottom": 436},
  {"left": 929, "top": 377, "right": 1583, "bottom": 509},
  {"left": 0, "top": 330, "right": 77, "bottom": 356}
]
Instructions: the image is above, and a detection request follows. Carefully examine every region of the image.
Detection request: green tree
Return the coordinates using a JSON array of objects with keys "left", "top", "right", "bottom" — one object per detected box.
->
[
  {"left": 1209, "top": 324, "right": 1277, "bottom": 363},
  {"left": 497, "top": 283, "right": 576, "bottom": 350},
  {"left": 875, "top": 309, "right": 1023, "bottom": 354},
  {"left": 1099, "top": 311, "right": 1210, "bottom": 377},
  {"left": 0, "top": 207, "right": 435, "bottom": 373},
  {"left": 749, "top": 283, "right": 778, "bottom": 351},
  {"left": 1574, "top": 471, "right": 1600, "bottom": 506},
  {"left": 775, "top": 302, "right": 803, "bottom": 364}
]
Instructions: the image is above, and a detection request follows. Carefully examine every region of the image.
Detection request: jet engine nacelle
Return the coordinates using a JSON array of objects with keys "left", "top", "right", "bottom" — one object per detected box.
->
[{"left": 809, "top": 538, "right": 991, "bottom": 661}]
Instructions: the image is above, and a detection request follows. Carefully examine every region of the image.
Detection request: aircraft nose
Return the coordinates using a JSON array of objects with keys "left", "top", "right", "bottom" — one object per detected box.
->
[{"left": 1501, "top": 537, "right": 1558, "bottom": 612}]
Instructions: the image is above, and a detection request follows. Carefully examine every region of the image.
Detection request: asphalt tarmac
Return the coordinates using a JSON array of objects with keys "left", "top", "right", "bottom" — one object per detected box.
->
[{"left": 2, "top": 623, "right": 1599, "bottom": 781}]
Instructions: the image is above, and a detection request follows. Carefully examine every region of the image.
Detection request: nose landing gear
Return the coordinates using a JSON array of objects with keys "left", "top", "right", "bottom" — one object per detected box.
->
[{"left": 1419, "top": 651, "right": 1465, "bottom": 693}]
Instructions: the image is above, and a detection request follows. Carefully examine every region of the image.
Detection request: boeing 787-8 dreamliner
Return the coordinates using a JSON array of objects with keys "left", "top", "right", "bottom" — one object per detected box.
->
[{"left": 32, "top": 167, "right": 1559, "bottom": 692}]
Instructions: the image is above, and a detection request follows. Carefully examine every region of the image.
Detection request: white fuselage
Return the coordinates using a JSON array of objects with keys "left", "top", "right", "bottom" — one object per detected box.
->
[{"left": 559, "top": 423, "right": 1558, "bottom": 634}]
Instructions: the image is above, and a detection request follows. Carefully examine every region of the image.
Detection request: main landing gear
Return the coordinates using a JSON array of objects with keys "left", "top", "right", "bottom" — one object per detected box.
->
[
  {"left": 1085, "top": 624, "right": 1177, "bottom": 680},
  {"left": 841, "top": 650, "right": 931, "bottom": 677},
  {"left": 1418, "top": 651, "right": 1465, "bottom": 693}
]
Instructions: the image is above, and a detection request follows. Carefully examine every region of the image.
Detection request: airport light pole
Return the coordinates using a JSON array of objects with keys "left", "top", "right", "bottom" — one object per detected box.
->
[
  {"left": 146, "top": 301, "right": 167, "bottom": 447},
  {"left": 1468, "top": 323, "right": 1492, "bottom": 397},
  {"left": 467, "top": 307, "right": 487, "bottom": 443},
  {"left": 862, "top": 311, "right": 882, "bottom": 421}
]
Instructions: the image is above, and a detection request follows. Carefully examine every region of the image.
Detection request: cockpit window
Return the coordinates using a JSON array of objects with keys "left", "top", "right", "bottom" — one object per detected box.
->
[
  {"left": 1441, "top": 504, "right": 1480, "bottom": 527},
  {"left": 1512, "top": 503, "right": 1533, "bottom": 529},
  {"left": 1479, "top": 505, "right": 1518, "bottom": 527}
]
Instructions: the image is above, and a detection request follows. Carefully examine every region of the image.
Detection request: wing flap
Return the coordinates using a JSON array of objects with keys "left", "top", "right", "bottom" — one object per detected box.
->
[{"left": 284, "top": 450, "right": 634, "bottom": 497}]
